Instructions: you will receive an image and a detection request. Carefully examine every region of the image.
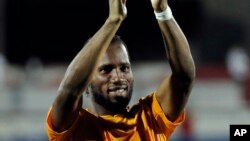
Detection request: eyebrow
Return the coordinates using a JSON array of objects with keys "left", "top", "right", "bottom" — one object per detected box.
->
[
  {"left": 98, "top": 64, "right": 114, "bottom": 70},
  {"left": 98, "top": 62, "right": 131, "bottom": 69},
  {"left": 120, "top": 62, "right": 131, "bottom": 66}
]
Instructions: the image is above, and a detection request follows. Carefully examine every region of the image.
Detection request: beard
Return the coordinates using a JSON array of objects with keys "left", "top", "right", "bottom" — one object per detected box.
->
[{"left": 90, "top": 82, "right": 133, "bottom": 114}]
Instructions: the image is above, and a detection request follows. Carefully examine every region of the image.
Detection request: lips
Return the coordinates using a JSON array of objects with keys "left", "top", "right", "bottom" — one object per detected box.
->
[
  {"left": 107, "top": 85, "right": 128, "bottom": 96},
  {"left": 108, "top": 85, "right": 127, "bottom": 92}
]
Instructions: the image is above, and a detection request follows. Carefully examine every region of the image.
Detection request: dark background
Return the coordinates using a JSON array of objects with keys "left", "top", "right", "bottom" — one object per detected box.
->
[
  {"left": 5, "top": 0, "right": 202, "bottom": 65},
  {"left": 5, "top": 0, "right": 245, "bottom": 65}
]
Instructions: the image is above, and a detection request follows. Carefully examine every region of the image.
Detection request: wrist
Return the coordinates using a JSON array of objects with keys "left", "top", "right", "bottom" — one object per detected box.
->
[
  {"left": 154, "top": 6, "right": 173, "bottom": 21},
  {"left": 107, "top": 15, "right": 125, "bottom": 24},
  {"left": 107, "top": 17, "right": 123, "bottom": 25}
]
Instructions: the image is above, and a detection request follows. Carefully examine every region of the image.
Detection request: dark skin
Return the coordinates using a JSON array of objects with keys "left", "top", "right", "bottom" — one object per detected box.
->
[
  {"left": 50, "top": 0, "right": 195, "bottom": 133},
  {"left": 88, "top": 42, "right": 133, "bottom": 115}
]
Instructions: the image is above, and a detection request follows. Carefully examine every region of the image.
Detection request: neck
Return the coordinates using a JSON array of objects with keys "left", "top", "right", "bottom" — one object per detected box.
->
[{"left": 91, "top": 101, "right": 127, "bottom": 116}]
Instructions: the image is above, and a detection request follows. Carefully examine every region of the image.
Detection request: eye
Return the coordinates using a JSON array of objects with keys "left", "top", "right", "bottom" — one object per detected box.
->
[
  {"left": 120, "top": 65, "right": 130, "bottom": 72},
  {"left": 99, "top": 65, "right": 113, "bottom": 74}
]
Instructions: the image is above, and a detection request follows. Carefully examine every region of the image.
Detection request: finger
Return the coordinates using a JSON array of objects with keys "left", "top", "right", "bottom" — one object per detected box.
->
[{"left": 121, "top": 0, "right": 127, "bottom": 5}]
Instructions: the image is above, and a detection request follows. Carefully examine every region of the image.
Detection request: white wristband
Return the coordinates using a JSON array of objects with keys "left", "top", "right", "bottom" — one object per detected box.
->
[{"left": 154, "top": 6, "right": 173, "bottom": 21}]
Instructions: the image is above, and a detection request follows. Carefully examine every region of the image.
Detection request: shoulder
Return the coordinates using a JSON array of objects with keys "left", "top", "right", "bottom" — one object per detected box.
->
[{"left": 127, "top": 93, "right": 155, "bottom": 115}]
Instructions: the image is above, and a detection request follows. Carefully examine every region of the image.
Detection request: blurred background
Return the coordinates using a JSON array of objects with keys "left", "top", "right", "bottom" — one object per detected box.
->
[{"left": 0, "top": 0, "right": 250, "bottom": 141}]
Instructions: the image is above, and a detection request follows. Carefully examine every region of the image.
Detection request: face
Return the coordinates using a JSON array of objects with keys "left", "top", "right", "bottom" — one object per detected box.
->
[{"left": 90, "top": 42, "right": 134, "bottom": 113}]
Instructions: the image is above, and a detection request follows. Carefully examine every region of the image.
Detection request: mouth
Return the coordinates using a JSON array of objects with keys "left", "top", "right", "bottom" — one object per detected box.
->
[{"left": 107, "top": 85, "right": 128, "bottom": 96}]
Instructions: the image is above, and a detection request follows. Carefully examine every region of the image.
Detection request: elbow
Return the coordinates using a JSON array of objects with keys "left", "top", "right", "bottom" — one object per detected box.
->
[
  {"left": 183, "top": 61, "right": 196, "bottom": 83},
  {"left": 185, "top": 67, "right": 196, "bottom": 85},
  {"left": 187, "top": 66, "right": 196, "bottom": 83},
  {"left": 57, "top": 82, "right": 81, "bottom": 98},
  {"left": 57, "top": 73, "right": 87, "bottom": 98},
  {"left": 175, "top": 65, "right": 196, "bottom": 86},
  {"left": 171, "top": 57, "right": 196, "bottom": 84}
]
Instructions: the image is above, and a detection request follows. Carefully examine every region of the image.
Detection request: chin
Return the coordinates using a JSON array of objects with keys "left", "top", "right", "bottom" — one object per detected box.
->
[
  {"left": 113, "top": 96, "right": 130, "bottom": 107},
  {"left": 93, "top": 88, "right": 133, "bottom": 112}
]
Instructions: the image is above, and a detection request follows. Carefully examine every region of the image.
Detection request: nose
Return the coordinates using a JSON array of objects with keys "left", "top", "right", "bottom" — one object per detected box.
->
[{"left": 110, "top": 68, "right": 124, "bottom": 83}]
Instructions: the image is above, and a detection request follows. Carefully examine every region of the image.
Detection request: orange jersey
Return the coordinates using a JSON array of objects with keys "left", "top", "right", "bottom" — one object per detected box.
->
[{"left": 46, "top": 93, "right": 185, "bottom": 141}]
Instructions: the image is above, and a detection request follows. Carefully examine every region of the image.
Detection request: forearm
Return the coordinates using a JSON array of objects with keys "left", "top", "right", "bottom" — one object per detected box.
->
[{"left": 158, "top": 18, "right": 195, "bottom": 81}]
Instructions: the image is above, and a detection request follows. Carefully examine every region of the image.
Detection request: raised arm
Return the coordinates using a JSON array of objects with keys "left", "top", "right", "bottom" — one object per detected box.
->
[
  {"left": 150, "top": 0, "right": 195, "bottom": 121},
  {"left": 50, "top": 0, "right": 127, "bottom": 132}
]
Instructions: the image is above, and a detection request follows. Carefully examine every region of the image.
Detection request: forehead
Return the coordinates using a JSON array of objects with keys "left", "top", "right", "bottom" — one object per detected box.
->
[{"left": 100, "top": 42, "right": 130, "bottom": 65}]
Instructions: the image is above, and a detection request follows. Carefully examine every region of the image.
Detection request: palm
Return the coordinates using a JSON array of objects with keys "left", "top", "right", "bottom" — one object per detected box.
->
[
  {"left": 150, "top": 0, "right": 167, "bottom": 11},
  {"left": 108, "top": 0, "right": 127, "bottom": 21},
  {"left": 121, "top": 2, "right": 127, "bottom": 17}
]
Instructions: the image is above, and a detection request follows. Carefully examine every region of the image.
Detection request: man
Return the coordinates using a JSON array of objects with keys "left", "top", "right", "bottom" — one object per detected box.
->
[{"left": 46, "top": 0, "right": 195, "bottom": 140}]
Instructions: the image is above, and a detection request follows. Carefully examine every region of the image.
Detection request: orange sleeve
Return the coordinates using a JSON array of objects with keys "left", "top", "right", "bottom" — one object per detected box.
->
[
  {"left": 46, "top": 107, "right": 80, "bottom": 141},
  {"left": 151, "top": 93, "right": 185, "bottom": 136}
]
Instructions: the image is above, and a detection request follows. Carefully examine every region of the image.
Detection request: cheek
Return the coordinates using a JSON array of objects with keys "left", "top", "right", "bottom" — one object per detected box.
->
[
  {"left": 97, "top": 75, "right": 109, "bottom": 83},
  {"left": 126, "top": 73, "right": 134, "bottom": 83},
  {"left": 92, "top": 73, "right": 109, "bottom": 83},
  {"left": 92, "top": 75, "right": 109, "bottom": 90}
]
